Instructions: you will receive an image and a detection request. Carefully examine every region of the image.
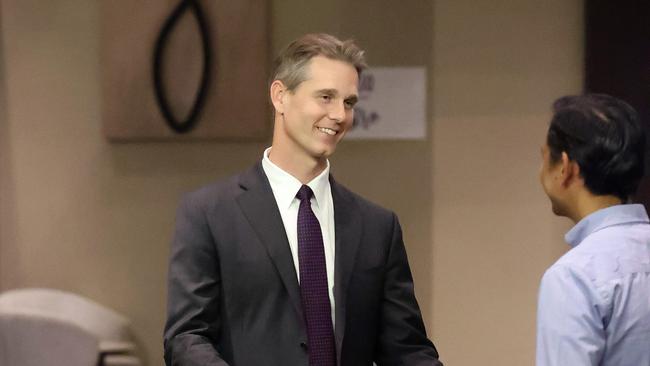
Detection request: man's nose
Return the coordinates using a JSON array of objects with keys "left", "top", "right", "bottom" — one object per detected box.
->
[{"left": 328, "top": 101, "right": 346, "bottom": 122}]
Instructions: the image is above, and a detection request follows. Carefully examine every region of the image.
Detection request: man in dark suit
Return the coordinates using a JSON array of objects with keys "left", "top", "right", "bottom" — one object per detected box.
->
[{"left": 164, "top": 33, "right": 442, "bottom": 366}]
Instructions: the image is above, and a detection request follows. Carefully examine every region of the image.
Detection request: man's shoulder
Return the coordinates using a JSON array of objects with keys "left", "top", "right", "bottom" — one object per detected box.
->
[
  {"left": 331, "top": 179, "right": 396, "bottom": 222},
  {"left": 550, "top": 222, "right": 650, "bottom": 287},
  {"left": 180, "top": 164, "right": 259, "bottom": 210},
  {"left": 564, "top": 219, "right": 650, "bottom": 258},
  {"left": 186, "top": 174, "right": 239, "bottom": 201},
  {"left": 548, "top": 241, "right": 602, "bottom": 284},
  {"left": 585, "top": 219, "right": 650, "bottom": 246}
]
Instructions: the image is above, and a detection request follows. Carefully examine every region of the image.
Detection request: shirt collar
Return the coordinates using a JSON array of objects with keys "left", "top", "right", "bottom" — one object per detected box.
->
[
  {"left": 261, "top": 147, "right": 331, "bottom": 210},
  {"left": 565, "top": 204, "right": 650, "bottom": 247}
]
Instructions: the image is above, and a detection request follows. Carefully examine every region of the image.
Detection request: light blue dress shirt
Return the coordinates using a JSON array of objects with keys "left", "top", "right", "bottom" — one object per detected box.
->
[{"left": 536, "top": 204, "right": 650, "bottom": 366}]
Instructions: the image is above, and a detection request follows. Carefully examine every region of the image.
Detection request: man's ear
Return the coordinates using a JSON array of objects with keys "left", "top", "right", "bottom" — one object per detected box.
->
[
  {"left": 560, "top": 151, "right": 582, "bottom": 187},
  {"left": 270, "top": 80, "right": 287, "bottom": 114}
]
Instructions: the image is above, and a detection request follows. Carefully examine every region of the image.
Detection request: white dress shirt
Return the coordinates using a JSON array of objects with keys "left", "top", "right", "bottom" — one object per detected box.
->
[{"left": 261, "top": 147, "right": 336, "bottom": 325}]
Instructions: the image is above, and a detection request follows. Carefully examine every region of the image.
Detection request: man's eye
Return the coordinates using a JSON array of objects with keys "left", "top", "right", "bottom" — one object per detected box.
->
[
  {"left": 344, "top": 100, "right": 355, "bottom": 109},
  {"left": 320, "top": 95, "right": 332, "bottom": 102}
]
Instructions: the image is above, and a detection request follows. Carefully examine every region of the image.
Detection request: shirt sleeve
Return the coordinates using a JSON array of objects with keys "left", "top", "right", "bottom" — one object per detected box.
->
[{"left": 536, "top": 264, "right": 606, "bottom": 366}]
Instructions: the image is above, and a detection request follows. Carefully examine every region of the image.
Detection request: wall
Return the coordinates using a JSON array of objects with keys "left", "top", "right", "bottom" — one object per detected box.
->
[
  {"left": 0, "top": 3, "right": 14, "bottom": 293},
  {"left": 0, "top": 2, "right": 265, "bottom": 364},
  {"left": 431, "top": 1, "right": 582, "bottom": 364},
  {"left": 0, "top": 1, "right": 582, "bottom": 365}
]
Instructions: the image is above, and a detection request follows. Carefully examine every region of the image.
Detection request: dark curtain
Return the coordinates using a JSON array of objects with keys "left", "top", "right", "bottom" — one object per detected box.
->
[{"left": 585, "top": 0, "right": 650, "bottom": 210}]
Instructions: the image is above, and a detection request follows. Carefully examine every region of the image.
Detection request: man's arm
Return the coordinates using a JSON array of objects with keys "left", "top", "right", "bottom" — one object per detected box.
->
[
  {"left": 536, "top": 265, "right": 606, "bottom": 366},
  {"left": 375, "top": 213, "right": 443, "bottom": 366},
  {"left": 164, "top": 194, "right": 229, "bottom": 366}
]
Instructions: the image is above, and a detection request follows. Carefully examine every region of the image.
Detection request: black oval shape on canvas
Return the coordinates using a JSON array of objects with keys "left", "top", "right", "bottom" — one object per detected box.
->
[{"left": 153, "top": 0, "right": 213, "bottom": 134}]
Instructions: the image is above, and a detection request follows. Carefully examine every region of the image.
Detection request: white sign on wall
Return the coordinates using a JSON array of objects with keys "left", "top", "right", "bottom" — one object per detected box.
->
[{"left": 346, "top": 67, "right": 427, "bottom": 140}]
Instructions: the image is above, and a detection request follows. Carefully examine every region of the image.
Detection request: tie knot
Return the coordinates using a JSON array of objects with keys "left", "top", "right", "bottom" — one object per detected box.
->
[{"left": 296, "top": 185, "right": 314, "bottom": 202}]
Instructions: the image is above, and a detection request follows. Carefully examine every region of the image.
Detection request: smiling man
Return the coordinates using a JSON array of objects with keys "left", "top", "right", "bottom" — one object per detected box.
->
[
  {"left": 537, "top": 94, "right": 650, "bottom": 365},
  {"left": 164, "top": 33, "right": 442, "bottom": 366}
]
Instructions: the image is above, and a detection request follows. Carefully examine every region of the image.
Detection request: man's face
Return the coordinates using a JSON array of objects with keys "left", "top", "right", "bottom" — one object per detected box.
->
[
  {"left": 275, "top": 56, "right": 359, "bottom": 161},
  {"left": 539, "top": 143, "right": 569, "bottom": 217}
]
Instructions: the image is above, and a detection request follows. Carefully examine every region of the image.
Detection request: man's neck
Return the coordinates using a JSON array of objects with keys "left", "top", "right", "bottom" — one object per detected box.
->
[
  {"left": 570, "top": 192, "right": 623, "bottom": 223},
  {"left": 267, "top": 147, "right": 327, "bottom": 184}
]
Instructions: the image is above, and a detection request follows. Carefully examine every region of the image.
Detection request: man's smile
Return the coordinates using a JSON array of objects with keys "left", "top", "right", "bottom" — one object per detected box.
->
[{"left": 317, "top": 126, "right": 338, "bottom": 135}]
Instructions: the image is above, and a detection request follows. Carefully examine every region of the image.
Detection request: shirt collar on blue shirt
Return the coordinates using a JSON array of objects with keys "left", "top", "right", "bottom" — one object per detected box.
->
[
  {"left": 565, "top": 204, "right": 650, "bottom": 247},
  {"left": 261, "top": 147, "right": 330, "bottom": 210}
]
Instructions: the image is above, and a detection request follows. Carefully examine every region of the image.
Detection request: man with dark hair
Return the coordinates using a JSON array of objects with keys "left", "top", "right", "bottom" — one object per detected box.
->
[
  {"left": 164, "top": 33, "right": 442, "bottom": 366},
  {"left": 537, "top": 93, "right": 650, "bottom": 365}
]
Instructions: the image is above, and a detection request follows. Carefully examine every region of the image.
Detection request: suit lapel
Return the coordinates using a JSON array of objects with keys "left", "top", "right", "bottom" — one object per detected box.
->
[
  {"left": 235, "top": 164, "right": 362, "bottom": 357},
  {"left": 331, "top": 177, "right": 363, "bottom": 360},
  {"left": 235, "top": 163, "right": 304, "bottom": 324}
]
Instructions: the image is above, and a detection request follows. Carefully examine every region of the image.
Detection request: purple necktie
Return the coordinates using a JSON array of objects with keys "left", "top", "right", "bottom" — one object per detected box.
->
[{"left": 296, "top": 185, "right": 336, "bottom": 366}]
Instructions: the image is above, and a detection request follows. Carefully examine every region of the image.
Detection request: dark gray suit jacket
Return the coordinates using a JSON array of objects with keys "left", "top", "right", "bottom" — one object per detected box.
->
[{"left": 164, "top": 163, "right": 442, "bottom": 366}]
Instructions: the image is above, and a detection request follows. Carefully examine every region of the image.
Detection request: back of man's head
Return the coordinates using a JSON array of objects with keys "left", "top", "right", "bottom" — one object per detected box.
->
[{"left": 547, "top": 94, "right": 646, "bottom": 201}]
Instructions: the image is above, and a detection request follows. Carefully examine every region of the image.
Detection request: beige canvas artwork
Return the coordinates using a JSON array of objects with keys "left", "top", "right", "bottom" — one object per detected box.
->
[{"left": 101, "top": 0, "right": 270, "bottom": 141}]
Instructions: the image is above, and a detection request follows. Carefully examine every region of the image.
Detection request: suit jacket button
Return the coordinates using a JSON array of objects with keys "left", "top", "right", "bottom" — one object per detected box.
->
[{"left": 300, "top": 342, "right": 308, "bottom": 351}]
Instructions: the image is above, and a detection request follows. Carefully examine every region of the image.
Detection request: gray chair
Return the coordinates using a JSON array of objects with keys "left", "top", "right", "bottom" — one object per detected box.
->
[{"left": 0, "top": 288, "right": 142, "bottom": 366}]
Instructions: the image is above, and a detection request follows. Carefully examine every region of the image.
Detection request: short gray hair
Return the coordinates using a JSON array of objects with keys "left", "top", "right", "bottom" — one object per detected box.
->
[{"left": 271, "top": 33, "right": 367, "bottom": 91}]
